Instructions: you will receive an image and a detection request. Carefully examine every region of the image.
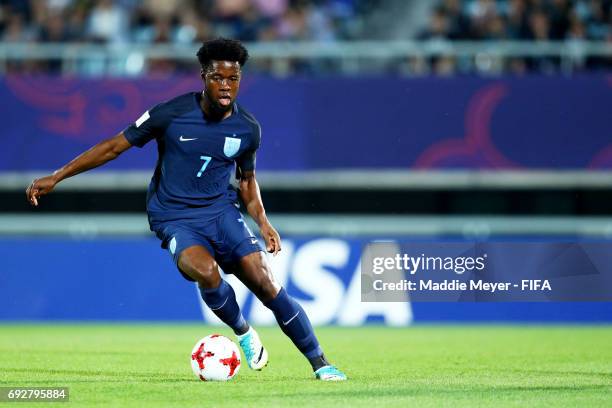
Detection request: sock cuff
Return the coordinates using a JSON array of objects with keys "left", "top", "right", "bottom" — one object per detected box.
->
[
  {"left": 199, "top": 280, "right": 234, "bottom": 310},
  {"left": 199, "top": 279, "right": 229, "bottom": 294},
  {"left": 305, "top": 346, "right": 324, "bottom": 360},
  {"left": 235, "top": 326, "right": 253, "bottom": 340},
  {"left": 264, "top": 287, "right": 288, "bottom": 309}
]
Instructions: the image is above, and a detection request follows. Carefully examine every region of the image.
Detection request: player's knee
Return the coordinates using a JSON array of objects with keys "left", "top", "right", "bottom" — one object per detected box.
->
[
  {"left": 183, "top": 259, "right": 220, "bottom": 288},
  {"left": 196, "top": 262, "right": 221, "bottom": 287}
]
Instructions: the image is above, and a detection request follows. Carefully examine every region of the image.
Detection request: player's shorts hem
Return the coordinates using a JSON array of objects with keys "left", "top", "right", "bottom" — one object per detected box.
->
[
  {"left": 150, "top": 208, "right": 262, "bottom": 280},
  {"left": 216, "top": 238, "right": 262, "bottom": 275},
  {"left": 232, "top": 238, "right": 263, "bottom": 260}
]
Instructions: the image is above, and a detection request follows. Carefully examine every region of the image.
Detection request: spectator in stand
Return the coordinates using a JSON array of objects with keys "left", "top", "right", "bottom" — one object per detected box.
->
[
  {"left": 87, "top": 0, "right": 129, "bottom": 44},
  {"left": 417, "top": 8, "right": 451, "bottom": 40},
  {"left": 441, "top": 0, "right": 472, "bottom": 39}
]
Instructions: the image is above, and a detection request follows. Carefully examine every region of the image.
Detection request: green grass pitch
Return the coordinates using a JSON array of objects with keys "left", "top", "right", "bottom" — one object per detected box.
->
[{"left": 0, "top": 324, "right": 611, "bottom": 407}]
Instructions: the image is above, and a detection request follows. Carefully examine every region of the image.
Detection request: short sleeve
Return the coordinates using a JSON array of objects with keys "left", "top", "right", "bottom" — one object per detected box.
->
[
  {"left": 123, "top": 103, "right": 168, "bottom": 148},
  {"left": 235, "top": 121, "right": 261, "bottom": 174}
]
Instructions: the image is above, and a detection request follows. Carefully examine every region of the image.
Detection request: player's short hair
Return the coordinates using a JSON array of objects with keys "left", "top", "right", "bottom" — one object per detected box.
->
[{"left": 196, "top": 38, "right": 249, "bottom": 71}]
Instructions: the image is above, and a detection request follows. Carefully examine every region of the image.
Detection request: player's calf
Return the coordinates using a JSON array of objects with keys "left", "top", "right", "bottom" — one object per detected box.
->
[
  {"left": 264, "top": 287, "right": 346, "bottom": 378},
  {"left": 236, "top": 253, "right": 346, "bottom": 378},
  {"left": 180, "top": 247, "right": 250, "bottom": 336},
  {"left": 199, "top": 280, "right": 249, "bottom": 336},
  {"left": 236, "top": 251, "right": 280, "bottom": 303}
]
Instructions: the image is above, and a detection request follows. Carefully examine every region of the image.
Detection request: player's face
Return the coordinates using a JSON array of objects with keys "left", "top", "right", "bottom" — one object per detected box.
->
[{"left": 202, "top": 60, "right": 241, "bottom": 112}]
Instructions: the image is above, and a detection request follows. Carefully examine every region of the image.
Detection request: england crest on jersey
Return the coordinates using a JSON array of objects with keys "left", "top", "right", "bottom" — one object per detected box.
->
[{"left": 223, "top": 136, "right": 241, "bottom": 157}]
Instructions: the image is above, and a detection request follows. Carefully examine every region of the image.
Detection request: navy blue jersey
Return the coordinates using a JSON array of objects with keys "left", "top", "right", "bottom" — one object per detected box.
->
[{"left": 123, "top": 92, "right": 261, "bottom": 224}]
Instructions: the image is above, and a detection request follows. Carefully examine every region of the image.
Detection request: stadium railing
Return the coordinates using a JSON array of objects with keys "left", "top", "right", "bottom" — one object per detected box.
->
[
  {"left": 3, "top": 170, "right": 612, "bottom": 191},
  {"left": 2, "top": 213, "right": 612, "bottom": 238}
]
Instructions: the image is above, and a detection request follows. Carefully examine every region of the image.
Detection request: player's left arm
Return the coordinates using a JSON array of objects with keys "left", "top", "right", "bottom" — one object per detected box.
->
[{"left": 238, "top": 169, "right": 281, "bottom": 255}]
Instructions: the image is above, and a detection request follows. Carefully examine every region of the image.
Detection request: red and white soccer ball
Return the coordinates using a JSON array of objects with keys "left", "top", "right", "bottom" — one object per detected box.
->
[{"left": 191, "top": 334, "right": 241, "bottom": 381}]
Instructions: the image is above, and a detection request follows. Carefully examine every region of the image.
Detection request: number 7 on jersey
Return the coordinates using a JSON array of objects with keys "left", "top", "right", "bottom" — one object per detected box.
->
[{"left": 197, "top": 156, "right": 212, "bottom": 177}]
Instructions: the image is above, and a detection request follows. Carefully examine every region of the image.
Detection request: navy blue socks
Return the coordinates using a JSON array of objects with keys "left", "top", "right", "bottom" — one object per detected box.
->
[
  {"left": 265, "top": 288, "right": 328, "bottom": 369},
  {"left": 199, "top": 280, "right": 249, "bottom": 335},
  {"left": 201, "top": 283, "right": 329, "bottom": 370}
]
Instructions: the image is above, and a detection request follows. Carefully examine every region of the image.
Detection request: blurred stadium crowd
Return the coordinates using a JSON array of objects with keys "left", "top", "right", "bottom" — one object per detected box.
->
[
  {"left": 421, "top": 0, "right": 611, "bottom": 41},
  {"left": 0, "top": 0, "right": 610, "bottom": 75},
  {"left": 0, "top": 0, "right": 375, "bottom": 44},
  {"left": 1, "top": 0, "right": 610, "bottom": 44},
  {"left": 417, "top": 0, "right": 612, "bottom": 74}
]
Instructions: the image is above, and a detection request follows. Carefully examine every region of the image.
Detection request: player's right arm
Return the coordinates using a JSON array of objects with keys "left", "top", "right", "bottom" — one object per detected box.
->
[
  {"left": 27, "top": 100, "right": 168, "bottom": 207},
  {"left": 26, "top": 132, "right": 132, "bottom": 206}
]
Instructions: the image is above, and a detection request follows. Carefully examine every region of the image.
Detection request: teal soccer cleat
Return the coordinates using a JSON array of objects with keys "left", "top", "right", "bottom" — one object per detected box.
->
[
  {"left": 314, "top": 365, "right": 347, "bottom": 381},
  {"left": 236, "top": 327, "right": 268, "bottom": 370}
]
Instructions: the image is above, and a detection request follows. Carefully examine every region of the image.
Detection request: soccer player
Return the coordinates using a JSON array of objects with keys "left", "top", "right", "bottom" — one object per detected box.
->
[{"left": 25, "top": 38, "right": 346, "bottom": 381}]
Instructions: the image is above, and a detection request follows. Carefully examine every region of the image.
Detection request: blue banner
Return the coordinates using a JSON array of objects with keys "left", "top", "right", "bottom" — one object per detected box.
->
[
  {"left": 2, "top": 75, "right": 612, "bottom": 171},
  {"left": 1, "top": 237, "right": 611, "bottom": 323}
]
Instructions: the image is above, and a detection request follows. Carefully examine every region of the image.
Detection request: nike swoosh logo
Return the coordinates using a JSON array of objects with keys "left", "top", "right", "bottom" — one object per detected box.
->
[
  {"left": 253, "top": 347, "right": 264, "bottom": 364},
  {"left": 209, "top": 296, "right": 229, "bottom": 311},
  {"left": 282, "top": 311, "right": 300, "bottom": 326},
  {"left": 179, "top": 136, "right": 197, "bottom": 141},
  {"left": 251, "top": 238, "right": 258, "bottom": 244}
]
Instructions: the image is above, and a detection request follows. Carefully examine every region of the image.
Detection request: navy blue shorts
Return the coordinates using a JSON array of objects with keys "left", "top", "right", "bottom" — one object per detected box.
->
[{"left": 151, "top": 205, "right": 262, "bottom": 281}]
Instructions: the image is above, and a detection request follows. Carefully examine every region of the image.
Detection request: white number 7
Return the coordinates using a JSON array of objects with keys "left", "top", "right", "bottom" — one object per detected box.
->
[{"left": 197, "top": 156, "right": 212, "bottom": 177}]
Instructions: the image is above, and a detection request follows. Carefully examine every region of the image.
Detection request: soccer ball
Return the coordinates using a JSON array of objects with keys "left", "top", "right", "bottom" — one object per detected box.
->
[{"left": 190, "top": 334, "right": 241, "bottom": 381}]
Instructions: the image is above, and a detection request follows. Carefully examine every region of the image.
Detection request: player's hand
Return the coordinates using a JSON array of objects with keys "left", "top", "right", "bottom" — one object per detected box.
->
[
  {"left": 26, "top": 175, "right": 57, "bottom": 207},
  {"left": 260, "top": 222, "right": 282, "bottom": 256}
]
